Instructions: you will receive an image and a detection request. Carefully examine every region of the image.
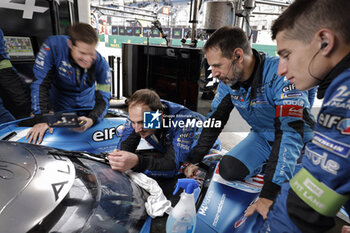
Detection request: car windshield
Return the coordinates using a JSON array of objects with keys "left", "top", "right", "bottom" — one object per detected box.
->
[
  {"left": 28, "top": 156, "right": 148, "bottom": 233},
  {"left": 0, "top": 141, "right": 148, "bottom": 233}
]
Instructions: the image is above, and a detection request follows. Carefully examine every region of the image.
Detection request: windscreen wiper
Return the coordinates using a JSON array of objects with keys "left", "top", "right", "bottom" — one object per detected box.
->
[{"left": 48, "top": 150, "right": 109, "bottom": 164}]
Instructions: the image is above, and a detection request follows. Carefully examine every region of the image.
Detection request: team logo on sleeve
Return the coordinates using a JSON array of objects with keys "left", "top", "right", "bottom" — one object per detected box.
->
[
  {"left": 143, "top": 110, "right": 162, "bottom": 129},
  {"left": 275, "top": 105, "right": 303, "bottom": 118},
  {"left": 337, "top": 118, "right": 350, "bottom": 135}
]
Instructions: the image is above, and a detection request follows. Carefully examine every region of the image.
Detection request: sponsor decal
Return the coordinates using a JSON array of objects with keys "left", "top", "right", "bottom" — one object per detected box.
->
[
  {"left": 323, "top": 85, "right": 350, "bottom": 110},
  {"left": 61, "top": 61, "right": 72, "bottom": 68},
  {"left": 305, "top": 146, "right": 339, "bottom": 175},
  {"left": 234, "top": 197, "right": 259, "bottom": 228},
  {"left": 58, "top": 67, "right": 67, "bottom": 73},
  {"left": 231, "top": 95, "right": 241, "bottom": 101},
  {"left": 337, "top": 118, "right": 350, "bottom": 135},
  {"left": 312, "top": 132, "right": 350, "bottom": 158},
  {"left": 250, "top": 99, "right": 267, "bottom": 105},
  {"left": 176, "top": 137, "right": 192, "bottom": 144},
  {"left": 234, "top": 215, "right": 247, "bottom": 228},
  {"left": 282, "top": 99, "right": 305, "bottom": 106},
  {"left": 176, "top": 143, "right": 190, "bottom": 150},
  {"left": 92, "top": 125, "right": 124, "bottom": 142},
  {"left": 179, "top": 132, "right": 193, "bottom": 138},
  {"left": 282, "top": 83, "right": 296, "bottom": 93},
  {"left": 35, "top": 44, "right": 51, "bottom": 68},
  {"left": 49, "top": 154, "right": 75, "bottom": 201},
  {"left": 318, "top": 113, "right": 342, "bottom": 129},
  {"left": 281, "top": 92, "right": 302, "bottom": 99},
  {"left": 275, "top": 105, "right": 303, "bottom": 118},
  {"left": 198, "top": 190, "right": 214, "bottom": 216},
  {"left": 256, "top": 86, "right": 265, "bottom": 94},
  {"left": 213, "top": 193, "right": 226, "bottom": 227}
]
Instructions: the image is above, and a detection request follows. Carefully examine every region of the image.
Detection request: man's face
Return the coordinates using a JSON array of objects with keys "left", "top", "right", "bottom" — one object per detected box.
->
[
  {"left": 128, "top": 104, "right": 156, "bottom": 138},
  {"left": 69, "top": 40, "right": 97, "bottom": 69},
  {"left": 206, "top": 47, "right": 244, "bottom": 86},
  {"left": 276, "top": 30, "right": 321, "bottom": 91}
]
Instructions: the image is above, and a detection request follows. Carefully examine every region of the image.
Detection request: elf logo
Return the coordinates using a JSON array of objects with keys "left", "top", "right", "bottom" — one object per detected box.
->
[
  {"left": 92, "top": 125, "right": 124, "bottom": 142},
  {"left": 318, "top": 113, "right": 342, "bottom": 129},
  {"left": 282, "top": 83, "right": 296, "bottom": 93},
  {"left": 0, "top": 0, "right": 49, "bottom": 19}
]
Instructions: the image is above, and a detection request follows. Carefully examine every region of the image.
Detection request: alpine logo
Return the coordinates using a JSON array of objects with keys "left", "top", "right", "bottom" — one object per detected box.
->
[
  {"left": 275, "top": 105, "right": 303, "bottom": 118},
  {"left": 0, "top": 0, "right": 49, "bottom": 19}
]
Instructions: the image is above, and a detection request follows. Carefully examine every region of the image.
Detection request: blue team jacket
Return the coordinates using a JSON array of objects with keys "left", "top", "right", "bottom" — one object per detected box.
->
[
  {"left": 31, "top": 35, "right": 111, "bottom": 123},
  {"left": 190, "top": 50, "right": 315, "bottom": 194}
]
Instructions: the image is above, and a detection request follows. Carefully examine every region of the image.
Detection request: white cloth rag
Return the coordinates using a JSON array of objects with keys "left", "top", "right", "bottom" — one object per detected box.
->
[{"left": 126, "top": 171, "right": 172, "bottom": 218}]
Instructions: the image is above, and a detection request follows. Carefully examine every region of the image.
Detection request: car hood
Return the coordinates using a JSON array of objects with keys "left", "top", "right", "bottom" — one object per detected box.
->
[{"left": 0, "top": 141, "right": 75, "bottom": 233}]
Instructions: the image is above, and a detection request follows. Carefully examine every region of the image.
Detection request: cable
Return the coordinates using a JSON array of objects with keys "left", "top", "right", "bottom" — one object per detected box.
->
[{"left": 307, "top": 48, "right": 324, "bottom": 82}]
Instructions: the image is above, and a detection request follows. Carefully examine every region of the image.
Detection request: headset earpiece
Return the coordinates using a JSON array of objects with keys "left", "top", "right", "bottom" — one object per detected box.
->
[
  {"left": 321, "top": 42, "right": 328, "bottom": 49},
  {"left": 236, "top": 55, "right": 241, "bottom": 59}
]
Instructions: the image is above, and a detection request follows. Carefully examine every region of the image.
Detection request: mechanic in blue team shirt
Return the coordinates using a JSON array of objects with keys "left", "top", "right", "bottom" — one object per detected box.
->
[
  {"left": 0, "top": 97, "right": 15, "bottom": 124},
  {"left": 0, "top": 28, "right": 31, "bottom": 120},
  {"left": 186, "top": 26, "right": 316, "bottom": 219},
  {"left": 260, "top": 0, "right": 350, "bottom": 232},
  {"left": 26, "top": 23, "right": 111, "bottom": 144},
  {"left": 107, "top": 89, "right": 221, "bottom": 178}
]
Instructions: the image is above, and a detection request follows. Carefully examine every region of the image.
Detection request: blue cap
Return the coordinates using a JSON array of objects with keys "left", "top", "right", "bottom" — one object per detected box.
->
[{"left": 173, "top": 178, "right": 199, "bottom": 195}]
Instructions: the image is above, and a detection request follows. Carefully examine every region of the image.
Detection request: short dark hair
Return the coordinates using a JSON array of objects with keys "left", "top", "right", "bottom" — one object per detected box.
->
[
  {"left": 203, "top": 26, "right": 251, "bottom": 58},
  {"left": 271, "top": 0, "right": 350, "bottom": 44},
  {"left": 67, "top": 23, "right": 98, "bottom": 45},
  {"left": 128, "top": 89, "right": 163, "bottom": 111}
]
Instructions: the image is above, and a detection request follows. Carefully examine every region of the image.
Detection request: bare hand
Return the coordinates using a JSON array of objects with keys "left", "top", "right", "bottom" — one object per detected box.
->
[
  {"left": 184, "top": 164, "right": 199, "bottom": 177},
  {"left": 342, "top": 225, "right": 350, "bottom": 233},
  {"left": 25, "top": 123, "right": 53, "bottom": 144},
  {"left": 71, "top": 116, "right": 93, "bottom": 132},
  {"left": 244, "top": 197, "right": 273, "bottom": 219},
  {"left": 107, "top": 149, "right": 139, "bottom": 172}
]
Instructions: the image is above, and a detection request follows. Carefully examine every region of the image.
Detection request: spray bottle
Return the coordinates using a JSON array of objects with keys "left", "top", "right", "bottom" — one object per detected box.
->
[{"left": 166, "top": 178, "right": 198, "bottom": 233}]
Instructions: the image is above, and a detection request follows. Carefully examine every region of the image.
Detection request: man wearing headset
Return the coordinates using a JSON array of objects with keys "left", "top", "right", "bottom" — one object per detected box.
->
[
  {"left": 186, "top": 26, "right": 316, "bottom": 219},
  {"left": 260, "top": 0, "right": 350, "bottom": 232},
  {"left": 26, "top": 23, "right": 111, "bottom": 144}
]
